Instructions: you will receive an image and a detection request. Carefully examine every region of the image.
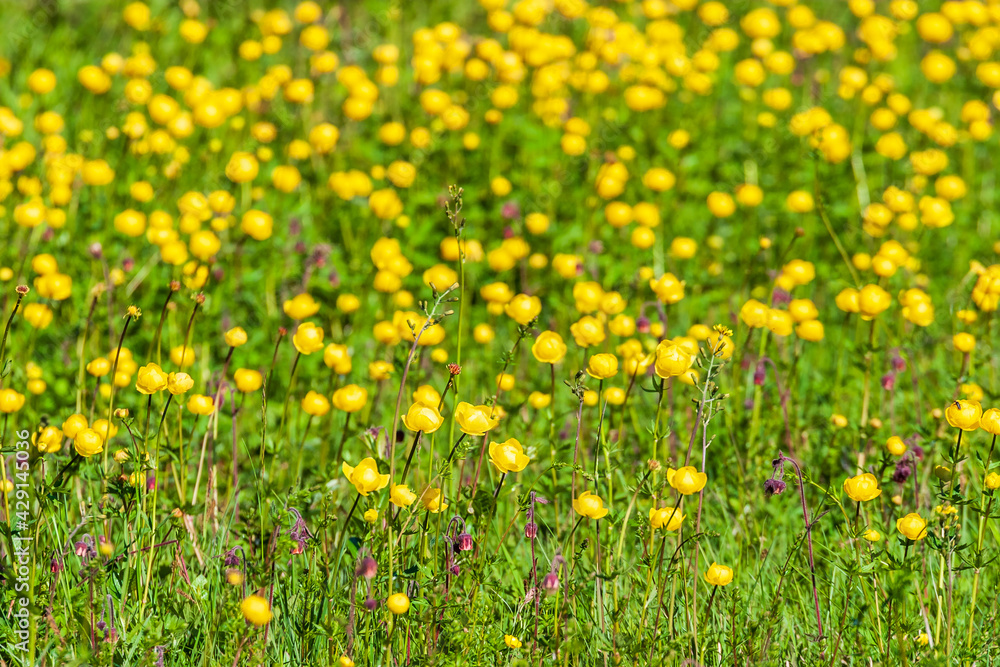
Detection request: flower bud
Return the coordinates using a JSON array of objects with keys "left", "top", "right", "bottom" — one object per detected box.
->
[
  {"left": 356, "top": 557, "right": 378, "bottom": 579},
  {"left": 542, "top": 572, "right": 560, "bottom": 593},
  {"left": 456, "top": 532, "right": 474, "bottom": 551},
  {"left": 524, "top": 522, "right": 538, "bottom": 539},
  {"left": 763, "top": 478, "right": 786, "bottom": 496}
]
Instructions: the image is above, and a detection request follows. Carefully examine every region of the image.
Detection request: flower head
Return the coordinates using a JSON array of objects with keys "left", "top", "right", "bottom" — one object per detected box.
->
[
  {"left": 488, "top": 438, "right": 530, "bottom": 473},
  {"left": 390, "top": 484, "right": 417, "bottom": 507},
  {"left": 454, "top": 402, "right": 499, "bottom": 436},
  {"left": 668, "top": 466, "right": 707, "bottom": 495},
  {"left": 649, "top": 506, "right": 684, "bottom": 531},
  {"left": 573, "top": 490, "right": 609, "bottom": 520},
  {"left": 402, "top": 402, "right": 444, "bottom": 433},
  {"left": 136, "top": 363, "right": 168, "bottom": 394},
  {"left": 946, "top": 400, "right": 982, "bottom": 431},
  {"left": 342, "top": 457, "right": 389, "bottom": 496},
  {"left": 843, "top": 473, "right": 882, "bottom": 502},
  {"left": 896, "top": 512, "right": 927, "bottom": 541},
  {"left": 704, "top": 562, "right": 733, "bottom": 586}
]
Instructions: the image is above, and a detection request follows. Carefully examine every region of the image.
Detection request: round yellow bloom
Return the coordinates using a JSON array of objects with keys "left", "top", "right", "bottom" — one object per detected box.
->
[
  {"left": 342, "top": 457, "right": 389, "bottom": 496},
  {"left": 386, "top": 592, "right": 410, "bottom": 615},
  {"left": 946, "top": 400, "right": 982, "bottom": 431},
  {"left": 454, "top": 402, "right": 499, "bottom": 437},
  {"left": 704, "top": 562, "right": 733, "bottom": 586},
  {"left": 669, "top": 466, "right": 707, "bottom": 495},
  {"left": 489, "top": 438, "right": 530, "bottom": 473},
  {"left": 241, "top": 595, "right": 272, "bottom": 626},
  {"left": 843, "top": 473, "right": 881, "bottom": 502},
  {"left": 896, "top": 512, "right": 927, "bottom": 541},
  {"left": 402, "top": 403, "right": 444, "bottom": 433},
  {"left": 649, "top": 506, "right": 684, "bottom": 531},
  {"left": 573, "top": 491, "right": 609, "bottom": 520}
]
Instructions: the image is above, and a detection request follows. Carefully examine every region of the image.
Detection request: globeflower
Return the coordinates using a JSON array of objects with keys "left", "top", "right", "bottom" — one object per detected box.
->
[
  {"left": 283, "top": 293, "right": 320, "bottom": 319},
  {"left": 402, "top": 403, "right": 444, "bottom": 433},
  {"left": 649, "top": 506, "right": 684, "bottom": 531},
  {"left": 386, "top": 592, "right": 410, "bottom": 615},
  {"left": 74, "top": 428, "right": 104, "bottom": 457},
  {"left": 654, "top": 340, "right": 691, "bottom": 378},
  {"left": 649, "top": 272, "right": 685, "bottom": 304},
  {"left": 946, "top": 400, "right": 982, "bottom": 431},
  {"left": 586, "top": 353, "right": 618, "bottom": 379},
  {"left": 896, "top": 512, "right": 927, "bottom": 541},
  {"left": 532, "top": 331, "right": 567, "bottom": 364},
  {"left": 504, "top": 293, "right": 541, "bottom": 325},
  {"left": 390, "top": 484, "right": 417, "bottom": 507},
  {"left": 332, "top": 384, "right": 368, "bottom": 412},
  {"left": 342, "top": 457, "right": 389, "bottom": 496},
  {"left": 135, "top": 363, "right": 168, "bottom": 394},
  {"left": 980, "top": 408, "right": 1000, "bottom": 435},
  {"left": 573, "top": 490, "right": 609, "bottom": 520},
  {"left": 454, "top": 402, "right": 499, "bottom": 436},
  {"left": 293, "top": 322, "right": 325, "bottom": 355},
  {"left": 421, "top": 487, "right": 448, "bottom": 513},
  {"left": 843, "top": 473, "right": 882, "bottom": 502},
  {"left": 704, "top": 562, "right": 733, "bottom": 586},
  {"left": 488, "top": 438, "right": 530, "bottom": 473},
  {"left": 668, "top": 466, "right": 707, "bottom": 495},
  {"left": 241, "top": 595, "right": 272, "bottom": 626},
  {"left": 167, "top": 372, "right": 194, "bottom": 395}
]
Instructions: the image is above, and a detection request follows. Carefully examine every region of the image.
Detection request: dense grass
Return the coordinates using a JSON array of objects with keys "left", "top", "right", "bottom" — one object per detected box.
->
[{"left": 0, "top": 1, "right": 999, "bottom": 666}]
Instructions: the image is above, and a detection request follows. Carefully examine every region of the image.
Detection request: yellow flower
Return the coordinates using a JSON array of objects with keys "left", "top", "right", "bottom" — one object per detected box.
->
[
  {"left": 946, "top": 400, "right": 982, "bottom": 431},
  {"left": 504, "top": 635, "right": 522, "bottom": 649},
  {"left": 985, "top": 472, "right": 1000, "bottom": 490},
  {"left": 301, "top": 390, "right": 330, "bottom": 417},
  {"left": 532, "top": 331, "right": 567, "bottom": 364},
  {"left": 241, "top": 595, "right": 272, "bottom": 626},
  {"left": 167, "top": 372, "right": 194, "bottom": 395},
  {"left": 402, "top": 403, "right": 444, "bottom": 433},
  {"left": 225, "top": 326, "right": 248, "bottom": 347},
  {"left": 489, "top": 438, "right": 530, "bottom": 473},
  {"left": 135, "top": 362, "right": 168, "bottom": 394},
  {"left": 649, "top": 506, "right": 684, "bottom": 531},
  {"left": 386, "top": 592, "right": 410, "bottom": 614},
  {"left": 234, "top": 369, "right": 263, "bottom": 393},
  {"left": 649, "top": 272, "right": 685, "bottom": 304},
  {"left": 187, "top": 394, "right": 215, "bottom": 416},
  {"left": 390, "top": 484, "right": 417, "bottom": 507},
  {"left": 586, "top": 353, "right": 619, "bottom": 379},
  {"left": 654, "top": 340, "right": 692, "bottom": 378},
  {"left": 363, "top": 508, "right": 379, "bottom": 524},
  {"left": 704, "top": 562, "right": 733, "bottom": 586},
  {"left": 669, "top": 466, "right": 707, "bottom": 495},
  {"left": 740, "top": 299, "right": 769, "bottom": 328},
  {"left": 342, "top": 457, "right": 389, "bottom": 496},
  {"left": 74, "top": 428, "right": 104, "bottom": 457},
  {"left": 886, "top": 435, "right": 907, "bottom": 456},
  {"left": 896, "top": 512, "right": 927, "bottom": 541},
  {"left": 573, "top": 490, "right": 609, "bottom": 520},
  {"left": 293, "top": 322, "right": 325, "bottom": 355},
  {"left": 570, "top": 315, "right": 605, "bottom": 348},
  {"left": 421, "top": 487, "right": 448, "bottom": 513},
  {"left": 504, "top": 293, "right": 541, "bottom": 326},
  {"left": 843, "top": 473, "right": 882, "bottom": 502},
  {"left": 332, "top": 384, "right": 368, "bottom": 412},
  {"left": 863, "top": 529, "right": 881, "bottom": 542},
  {"left": 454, "top": 402, "right": 499, "bottom": 436},
  {"left": 283, "top": 293, "right": 320, "bottom": 319},
  {"left": 32, "top": 426, "right": 62, "bottom": 453}
]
